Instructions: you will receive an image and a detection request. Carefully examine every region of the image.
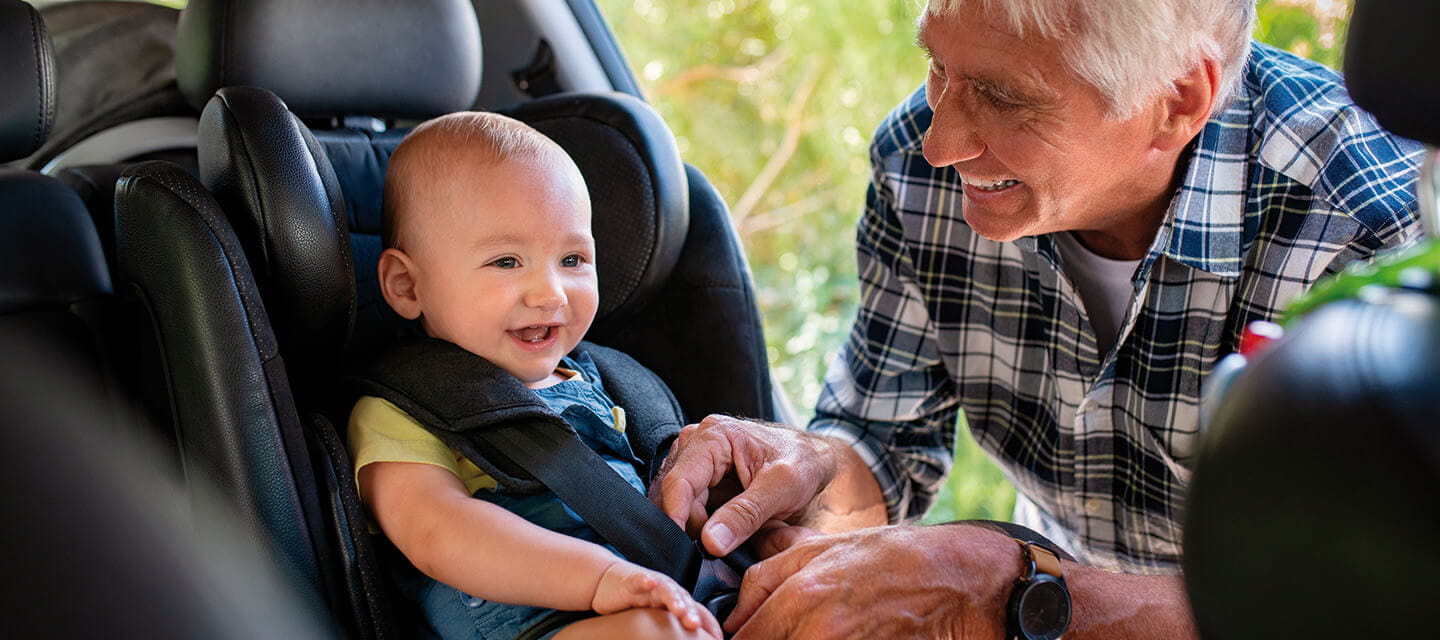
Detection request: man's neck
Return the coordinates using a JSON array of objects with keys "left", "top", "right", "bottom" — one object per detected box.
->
[
  {"left": 1070, "top": 144, "right": 1192, "bottom": 261},
  {"left": 1071, "top": 211, "right": 1164, "bottom": 261}
]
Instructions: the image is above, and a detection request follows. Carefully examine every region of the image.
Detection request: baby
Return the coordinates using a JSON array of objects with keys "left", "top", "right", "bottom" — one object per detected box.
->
[{"left": 349, "top": 111, "right": 721, "bottom": 640}]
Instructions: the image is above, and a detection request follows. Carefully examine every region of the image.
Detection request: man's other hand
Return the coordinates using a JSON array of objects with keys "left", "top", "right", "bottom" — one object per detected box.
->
[
  {"left": 724, "top": 525, "right": 1014, "bottom": 639},
  {"left": 650, "top": 415, "right": 880, "bottom": 556},
  {"left": 723, "top": 523, "right": 1201, "bottom": 640}
]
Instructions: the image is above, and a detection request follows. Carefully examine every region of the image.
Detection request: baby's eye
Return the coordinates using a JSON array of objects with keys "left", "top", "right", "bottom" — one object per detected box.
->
[
  {"left": 561, "top": 254, "right": 584, "bottom": 268},
  {"left": 491, "top": 257, "right": 520, "bottom": 269}
]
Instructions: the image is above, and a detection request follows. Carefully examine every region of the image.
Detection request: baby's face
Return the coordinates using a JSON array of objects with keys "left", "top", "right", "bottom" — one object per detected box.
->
[{"left": 404, "top": 154, "right": 597, "bottom": 387}]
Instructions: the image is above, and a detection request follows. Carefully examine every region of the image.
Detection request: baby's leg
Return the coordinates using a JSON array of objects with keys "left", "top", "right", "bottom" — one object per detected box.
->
[{"left": 553, "top": 608, "right": 715, "bottom": 640}]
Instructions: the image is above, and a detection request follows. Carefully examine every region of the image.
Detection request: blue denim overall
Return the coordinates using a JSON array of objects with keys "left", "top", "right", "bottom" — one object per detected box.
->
[{"left": 401, "top": 353, "right": 648, "bottom": 640}]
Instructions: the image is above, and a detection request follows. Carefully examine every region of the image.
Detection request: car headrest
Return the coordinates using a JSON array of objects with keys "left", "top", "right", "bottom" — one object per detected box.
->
[
  {"left": 0, "top": 171, "right": 110, "bottom": 314},
  {"left": 1345, "top": 1, "right": 1440, "bottom": 144},
  {"left": 199, "top": 87, "right": 690, "bottom": 378},
  {"left": 0, "top": 0, "right": 56, "bottom": 163},
  {"left": 176, "top": 0, "right": 481, "bottom": 119},
  {"left": 504, "top": 93, "right": 690, "bottom": 337},
  {"left": 1185, "top": 292, "right": 1440, "bottom": 638}
]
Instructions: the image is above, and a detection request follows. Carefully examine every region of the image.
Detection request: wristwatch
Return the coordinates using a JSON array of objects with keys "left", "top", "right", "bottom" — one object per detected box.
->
[{"left": 1006, "top": 539, "right": 1072, "bottom": 640}]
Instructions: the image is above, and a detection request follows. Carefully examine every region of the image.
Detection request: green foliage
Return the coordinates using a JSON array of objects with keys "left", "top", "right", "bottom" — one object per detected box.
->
[
  {"left": 1257, "top": 0, "right": 1349, "bottom": 69},
  {"left": 595, "top": 0, "right": 1351, "bottom": 524}
]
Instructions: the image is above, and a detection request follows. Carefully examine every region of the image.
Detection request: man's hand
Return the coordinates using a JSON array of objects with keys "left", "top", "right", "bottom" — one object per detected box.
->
[
  {"left": 723, "top": 523, "right": 1201, "bottom": 640},
  {"left": 724, "top": 525, "right": 1014, "bottom": 638},
  {"left": 651, "top": 415, "right": 885, "bottom": 556}
]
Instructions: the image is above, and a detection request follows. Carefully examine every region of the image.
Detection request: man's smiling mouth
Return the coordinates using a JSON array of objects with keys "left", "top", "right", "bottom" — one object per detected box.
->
[{"left": 961, "top": 175, "right": 1022, "bottom": 192}]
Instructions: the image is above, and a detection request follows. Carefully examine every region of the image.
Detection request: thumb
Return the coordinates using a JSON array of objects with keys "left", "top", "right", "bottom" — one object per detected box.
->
[{"left": 702, "top": 470, "right": 807, "bottom": 556}]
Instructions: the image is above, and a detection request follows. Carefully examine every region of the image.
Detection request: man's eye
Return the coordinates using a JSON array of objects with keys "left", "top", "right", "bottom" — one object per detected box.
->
[
  {"left": 978, "top": 88, "right": 1024, "bottom": 112},
  {"left": 492, "top": 257, "right": 519, "bottom": 269},
  {"left": 561, "top": 254, "right": 583, "bottom": 268},
  {"left": 928, "top": 59, "right": 945, "bottom": 78}
]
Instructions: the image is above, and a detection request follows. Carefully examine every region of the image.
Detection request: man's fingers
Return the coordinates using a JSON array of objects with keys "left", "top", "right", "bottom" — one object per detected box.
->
[
  {"left": 654, "top": 420, "right": 735, "bottom": 526},
  {"left": 752, "top": 522, "right": 823, "bottom": 559},
  {"left": 702, "top": 464, "right": 806, "bottom": 556},
  {"left": 685, "top": 498, "right": 709, "bottom": 538},
  {"left": 723, "top": 542, "right": 826, "bottom": 634}
]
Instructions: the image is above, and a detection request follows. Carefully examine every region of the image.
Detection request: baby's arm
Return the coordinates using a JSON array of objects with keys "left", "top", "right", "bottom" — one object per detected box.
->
[{"left": 360, "top": 460, "right": 717, "bottom": 636}]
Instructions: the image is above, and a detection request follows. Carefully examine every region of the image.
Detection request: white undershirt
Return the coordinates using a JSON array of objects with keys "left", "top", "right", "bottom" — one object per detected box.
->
[{"left": 1054, "top": 232, "right": 1142, "bottom": 354}]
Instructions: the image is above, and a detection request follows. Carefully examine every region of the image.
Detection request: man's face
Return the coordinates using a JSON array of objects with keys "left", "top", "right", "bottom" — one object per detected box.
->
[
  {"left": 918, "top": 5, "right": 1171, "bottom": 243},
  {"left": 402, "top": 153, "right": 598, "bottom": 388}
]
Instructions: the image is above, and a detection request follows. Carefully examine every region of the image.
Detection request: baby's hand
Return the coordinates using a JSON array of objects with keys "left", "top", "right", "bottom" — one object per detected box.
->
[{"left": 592, "top": 561, "right": 722, "bottom": 639}]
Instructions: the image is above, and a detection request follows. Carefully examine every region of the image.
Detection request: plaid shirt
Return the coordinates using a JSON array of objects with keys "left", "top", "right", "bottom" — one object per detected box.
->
[{"left": 809, "top": 43, "right": 1424, "bottom": 573}]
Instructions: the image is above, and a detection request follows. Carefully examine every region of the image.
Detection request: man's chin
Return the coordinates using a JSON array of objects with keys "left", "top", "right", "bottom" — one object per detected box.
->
[
  {"left": 960, "top": 201, "right": 1038, "bottom": 244},
  {"left": 964, "top": 216, "right": 1035, "bottom": 244}
]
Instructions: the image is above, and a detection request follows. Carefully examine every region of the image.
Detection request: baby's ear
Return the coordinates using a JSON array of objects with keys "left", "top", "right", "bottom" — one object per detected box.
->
[{"left": 377, "top": 248, "right": 423, "bottom": 320}]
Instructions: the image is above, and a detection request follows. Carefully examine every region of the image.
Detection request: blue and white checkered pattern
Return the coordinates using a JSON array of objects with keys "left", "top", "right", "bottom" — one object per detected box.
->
[{"left": 808, "top": 43, "right": 1424, "bottom": 573}]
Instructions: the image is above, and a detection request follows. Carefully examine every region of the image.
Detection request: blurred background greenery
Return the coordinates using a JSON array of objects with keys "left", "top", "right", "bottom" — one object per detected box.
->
[{"left": 594, "top": 0, "right": 1353, "bottom": 523}]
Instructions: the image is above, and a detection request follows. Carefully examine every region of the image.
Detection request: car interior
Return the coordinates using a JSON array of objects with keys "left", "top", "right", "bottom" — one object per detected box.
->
[
  {"left": 4, "top": 0, "right": 1439, "bottom": 638},
  {"left": 6, "top": 0, "right": 774, "bottom": 637}
]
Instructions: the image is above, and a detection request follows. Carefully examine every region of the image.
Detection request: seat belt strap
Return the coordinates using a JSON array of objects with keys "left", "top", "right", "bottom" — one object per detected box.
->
[{"left": 481, "top": 421, "right": 701, "bottom": 587}]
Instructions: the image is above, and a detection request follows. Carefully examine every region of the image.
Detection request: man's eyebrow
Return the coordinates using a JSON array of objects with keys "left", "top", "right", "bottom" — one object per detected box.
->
[
  {"left": 914, "top": 32, "right": 937, "bottom": 60},
  {"left": 968, "top": 73, "right": 1057, "bottom": 109}
]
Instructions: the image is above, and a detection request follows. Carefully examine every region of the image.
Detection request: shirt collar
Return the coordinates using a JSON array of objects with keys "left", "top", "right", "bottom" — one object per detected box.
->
[{"left": 1144, "top": 81, "right": 1256, "bottom": 279}]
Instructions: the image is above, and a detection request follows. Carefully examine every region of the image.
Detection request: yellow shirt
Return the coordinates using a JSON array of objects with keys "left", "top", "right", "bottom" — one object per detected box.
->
[{"left": 348, "top": 368, "right": 628, "bottom": 494}]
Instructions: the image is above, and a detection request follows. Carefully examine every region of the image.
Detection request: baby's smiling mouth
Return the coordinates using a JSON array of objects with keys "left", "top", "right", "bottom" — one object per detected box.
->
[{"left": 511, "top": 326, "right": 554, "bottom": 343}]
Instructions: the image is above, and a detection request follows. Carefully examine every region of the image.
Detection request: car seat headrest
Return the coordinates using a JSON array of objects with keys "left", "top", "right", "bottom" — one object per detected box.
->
[
  {"left": 0, "top": 0, "right": 56, "bottom": 163},
  {"left": 1185, "top": 293, "right": 1440, "bottom": 638},
  {"left": 176, "top": 0, "right": 481, "bottom": 119},
  {"left": 1345, "top": 1, "right": 1440, "bottom": 144},
  {"left": 0, "top": 172, "right": 110, "bottom": 314},
  {"left": 506, "top": 94, "right": 690, "bottom": 337}
]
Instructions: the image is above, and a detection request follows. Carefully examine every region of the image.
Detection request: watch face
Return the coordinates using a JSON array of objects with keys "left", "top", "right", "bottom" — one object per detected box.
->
[{"left": 1019, "top": 579, "right": 1072, "bottom": 640}]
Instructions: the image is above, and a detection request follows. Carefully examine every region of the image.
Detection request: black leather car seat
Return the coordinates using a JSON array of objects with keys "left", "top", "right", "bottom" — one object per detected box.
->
[
  {"left": 175, "top": 0, "right": 775, "bottom": 425},
  {"left": 113, "top": 0, "right": 777, "bottom": 638},
  {"left": 7, "top": 1, "right": 195, "bottom": 175},
  {"left": 0, "top": 0, "right": 128, "bottom": 418}
]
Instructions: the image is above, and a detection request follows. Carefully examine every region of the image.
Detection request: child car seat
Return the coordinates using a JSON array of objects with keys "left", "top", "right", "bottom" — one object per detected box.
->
[{"left": 117, "top": 0, "right": 778, "bottom": 637}]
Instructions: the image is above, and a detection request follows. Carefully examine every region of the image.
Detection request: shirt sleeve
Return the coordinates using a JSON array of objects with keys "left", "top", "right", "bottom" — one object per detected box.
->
[
  {"left": 807, "top": 150, "right": 962, "bottom": 525},
  {"left": 348, "top": 395, "right": 463, "bottom": 481}
]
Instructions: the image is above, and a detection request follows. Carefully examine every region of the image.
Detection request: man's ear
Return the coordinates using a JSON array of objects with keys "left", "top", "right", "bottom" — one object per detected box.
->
[
  {"left": 377, "top": 248, "right": 423, "bottom": 320},
  {"left": 1153, "top": 58, "right": 1221, "bottom": 152}
]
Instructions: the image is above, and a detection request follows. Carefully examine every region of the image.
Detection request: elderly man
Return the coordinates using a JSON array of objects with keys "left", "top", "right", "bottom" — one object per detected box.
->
[{"left": 655, "top": 0, "right": 1423, "bottom": 638}]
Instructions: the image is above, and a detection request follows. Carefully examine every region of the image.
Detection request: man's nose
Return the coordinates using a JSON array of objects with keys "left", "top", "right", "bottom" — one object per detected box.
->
[
  {"left": 922, "top": 93, "right": 984, "bottom": 167},
  {"left": 524, "top": 269, "right": 568, "bottom": 310}
]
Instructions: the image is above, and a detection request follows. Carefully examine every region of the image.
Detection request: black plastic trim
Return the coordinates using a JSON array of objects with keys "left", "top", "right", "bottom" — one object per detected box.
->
[{"left": 564, "top": 0, "right": 644, "bottom": 99}]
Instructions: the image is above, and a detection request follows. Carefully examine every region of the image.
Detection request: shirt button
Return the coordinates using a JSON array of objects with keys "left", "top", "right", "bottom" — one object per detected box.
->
[{"left": 1084, "top": 499, "right": 1105, "bottom": 515}]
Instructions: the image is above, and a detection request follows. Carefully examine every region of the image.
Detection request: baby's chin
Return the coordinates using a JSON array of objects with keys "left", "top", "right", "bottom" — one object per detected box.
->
[{"left": 520, "top": 367, "right": 567, "bottom": 389}]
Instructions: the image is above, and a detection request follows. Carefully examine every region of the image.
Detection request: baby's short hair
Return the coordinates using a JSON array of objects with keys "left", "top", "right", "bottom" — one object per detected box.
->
[{"left": 381, "top": 111, "right": 566, "bottom": 250}]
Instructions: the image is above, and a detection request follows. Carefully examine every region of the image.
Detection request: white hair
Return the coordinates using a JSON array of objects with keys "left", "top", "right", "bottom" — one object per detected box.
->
[{"left": 924, "top": 0, "right": 1256, "bottom": 118}]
